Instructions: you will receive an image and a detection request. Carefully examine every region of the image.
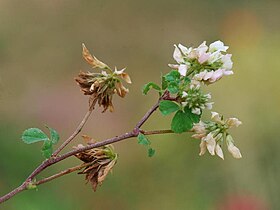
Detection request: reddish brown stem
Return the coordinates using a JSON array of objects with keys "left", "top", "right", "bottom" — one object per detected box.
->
[{"left": 0, "top": 95, "right": 177, "bottom": 204}]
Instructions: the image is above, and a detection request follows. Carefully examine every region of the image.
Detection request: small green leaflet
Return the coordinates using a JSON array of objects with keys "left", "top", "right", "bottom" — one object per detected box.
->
[
  {"left": 148, "top": 148, "right": 156, "bottom": 157},
  {"left": 21, "top": 126, "right": 60, "bottom": 159},
  {"left": 142, "top": 82, "right": 161, "bottom": 95},
  {"left": 137, "top": 133, "right": 151, "bottom": 146},
  {"left": 171, "top": 107, "right": 200, "bottom": 133},
  {"left": 137, "top": 133, "right": 155, "bottom": 157},
  {"left": 159, "top": 100, "right": 180, "bottom": 116},
  {"left": 22, "top": 128, "right": 49, "bottom": 144},
  {"left": 164, "top": 70, "right": 180, "bottom": 82},
  {"left": 41, "top": 140, "right": 53, "bottom": 158},
  {"left": 46, "top": 125, "right": 60, "bottom": 144}
]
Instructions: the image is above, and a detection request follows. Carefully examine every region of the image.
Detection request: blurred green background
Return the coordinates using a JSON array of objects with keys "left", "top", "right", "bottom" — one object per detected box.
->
[{"left": 0, "top": 0, "right": 279, "bottom": 209}]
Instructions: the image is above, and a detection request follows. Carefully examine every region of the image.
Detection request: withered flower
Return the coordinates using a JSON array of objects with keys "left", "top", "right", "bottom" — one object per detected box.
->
[
  {"left": 75, "top": 44, "right": 131, "bottom": 112},
  {"left": 74, "top": 144, "right": 117, "bottom": 192}
]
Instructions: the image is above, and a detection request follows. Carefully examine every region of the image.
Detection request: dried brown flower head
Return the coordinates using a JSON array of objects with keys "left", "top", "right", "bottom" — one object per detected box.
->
[
  {"left": 75, "top": 44, "right": 131, "bottom": 112},
  {"left": 74, "top": 144, "right": 117, "bottom": 192}
]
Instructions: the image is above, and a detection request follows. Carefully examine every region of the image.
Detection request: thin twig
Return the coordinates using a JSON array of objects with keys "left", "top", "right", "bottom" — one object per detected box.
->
[
  {"left": 143, "top": 129, "right": 174, "bottom": 135},
  {"left": 0, "top": 96, "right": 176, "bottom": 204},
  {"left": 35, "top": 162, "right": 93, "bottom": 186},
  {"left": 52, "top": 109, "right": 93, "bottom": 156}
]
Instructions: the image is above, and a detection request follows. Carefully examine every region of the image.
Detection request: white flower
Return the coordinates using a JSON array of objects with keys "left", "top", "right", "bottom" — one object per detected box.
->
[
  {"left": 190, "top": 79, "right": 201, "bottom": 88},
  {"left": 227, "top": 140, "right": 242, "bottom": 159},
  {"left": 205, "top": 102, "right": 213, "bottom": 110},
  {"left": 173, "top": 45, "right": 184, "bottom": 63},
  {"left": 211, "top": 112, "right": 223, "bottom": 123},
  {"left": 178, "top": 44, "right": 191, "bottom": 55},
  {"left": 193, "top": 68, "right": 233, "bottom": 84},
  {"left": 226, "top": 135, "right": 242, "bottom": 159},
  {"left": 198, "top": 52, "right": 211, "bottom": 64},
  {"left": 192, "top": 107, "right": 201, "bottom": 115},
  {"left": 209, "top": 40, "right": 229, "bottom": 52},
  {"left": 215, "top": 144, "right": 224, "bottom": 160},
  {"left": 178, "top": 64, "right": 188, "bottom": 76},
  {"left": 203, "top": 133, "right": 216, "bottom": 155},
  {"left": 226, "top": 118, "right": 242, "bottom": 128},
  {"left": 192, "top": 121, "right": 207, "bottom": 135},
  {"left": 221, "top": 54, "right": 233, "bottom": 70},
  {"left": 196, "top": 41, "right": 208, "bottom": 54},
  {"left": 208, "top": 69, "right": 224, "bottom": 83},
  {"left": 199, "top": 140, "right": 207, "bottom": 156},
  {"left": 182, "top": 91, "right": 188, "bottom": 98}
]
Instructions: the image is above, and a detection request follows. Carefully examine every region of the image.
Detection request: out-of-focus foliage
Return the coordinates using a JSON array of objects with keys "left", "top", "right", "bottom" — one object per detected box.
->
[{"left": 0, "top": 0, "right": 279, "bottom": 209}]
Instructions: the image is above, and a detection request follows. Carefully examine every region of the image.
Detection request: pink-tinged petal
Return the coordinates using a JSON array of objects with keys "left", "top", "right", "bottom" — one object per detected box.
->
[
  {"left": 209, "top": 69, "right": 224, "bottom": 83},
  {"left": 203, "top": 71, "right": 214, "bottom": 80},
  {"left": 223, "top": 70, "right": 234, "bottom": 76},
  {"left": 197, "top": 41, "right": 208, "bottom": 54},
  {"left": 198, "top": 52, "right": 210, "bottom": 64},
  {"left": 194, "top": 70, "right": 207, "bottom": 80},
  {"left": 173, "top": 45, "right": 184, "bottom": 63},
  {"left": 178, "top": 64, "right": 188, "bottom": 76}
]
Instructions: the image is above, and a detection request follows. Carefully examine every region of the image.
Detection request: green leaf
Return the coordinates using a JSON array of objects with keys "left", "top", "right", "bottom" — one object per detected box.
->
[
  {"left": 45, "top": 125, "right": 60, "bottom": 144},
  {"left": 164, "top": 70, "right": 180, "bottom": 82},
  {"left": 171, "top": 107, "right": 201, "bottom": 133},
  {"left": 137, "top": 133, "right": 151, "bottom": 146},
  {"left": 159, "top": 100, "right": 180, "bottom": 116},
  {"left": 167, "top": 81, "right": 179, "bottom": 94},
  {"left": 142, "top": 82, "right": 161, "bottom": 95},
  {"left": 22, "top": 128, "right": 49, "bottom": 144},
  {"left": 41, "top": 140, "right": 53, "bottom": 158},
  {"left": 148, "top": 148, "right": 156, "bottom": 157}
]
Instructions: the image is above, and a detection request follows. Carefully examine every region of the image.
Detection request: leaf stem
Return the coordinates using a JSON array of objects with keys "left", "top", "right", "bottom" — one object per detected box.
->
[{"left": 0, "top": 94, "right": 179, "bottom": 204}]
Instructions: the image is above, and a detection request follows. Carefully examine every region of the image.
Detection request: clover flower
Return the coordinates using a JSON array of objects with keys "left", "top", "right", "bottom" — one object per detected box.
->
[
  {"left": 169, "top": 40, "right": 233, "bottom": 85},
  {"left": 191, "top": 111, "right": 242, "bottom": 159},
  {"left": 75, "top": 44, "right": 131, "bottom": 112},
  {"left": 74, "top": 144, "right": 117, "bottom": 191},
  {"left": 181, "top": 88, "right": 213, "bottom": 115}
]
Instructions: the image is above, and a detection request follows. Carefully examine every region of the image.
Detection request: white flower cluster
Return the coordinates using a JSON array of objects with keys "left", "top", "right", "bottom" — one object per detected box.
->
[
  {"left": 170, "top": 40, "right": 233, "bottom": 86},
  {"left": 181, "top": 88, "right": 213, "bottom": 115},
  {"left": 192, "top": 112, "right": 242, "bottom": 159}
]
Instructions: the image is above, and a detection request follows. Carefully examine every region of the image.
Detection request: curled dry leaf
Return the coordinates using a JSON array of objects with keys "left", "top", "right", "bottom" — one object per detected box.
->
[
  {"left": 74, "top": 144, "right": 117, "bottom": 191},
  {"left": 82, "top": 43, "right": 109, "bottom": 69}
]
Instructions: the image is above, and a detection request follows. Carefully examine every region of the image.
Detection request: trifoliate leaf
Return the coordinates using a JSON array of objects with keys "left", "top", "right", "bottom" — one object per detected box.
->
[
  {"left": 167, "top": 81, "right": 179, "bottom": 94},
  {"left": 159, "top": 100, "right": 180, "bottom": 116},
  {"left": 164, "top": 70, "right": 180, "bottom": 82},
  {"left": 45, "top": 125, "right": 60, "bottom": 144},
  {"left": 142, "top": 82, "right": 161, "bottom": 95},
  {"left": 171, "top": 107, "right": 201, "bottom": 133},
  {"left": 148, "top": 148, "right": 156, "bottom": 157},
  {"left": 137, "top": 133, "right": 151, "bottom": 146},
  {"left": 22, "top": 128, "right": 49, "bottom": 144},
  {"left": 41, "top": 140, "right": 53, "bottom": 158}
]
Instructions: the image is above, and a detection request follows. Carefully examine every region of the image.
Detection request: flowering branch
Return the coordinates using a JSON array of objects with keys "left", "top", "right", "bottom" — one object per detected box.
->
[{"left": 0, "top": 40, "right": 243, "bottom": 204}]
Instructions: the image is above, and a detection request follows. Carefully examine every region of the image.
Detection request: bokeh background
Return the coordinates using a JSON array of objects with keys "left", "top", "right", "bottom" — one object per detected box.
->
[{"left": 0, "top": 0, "right": 279, "bottom": 209}]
